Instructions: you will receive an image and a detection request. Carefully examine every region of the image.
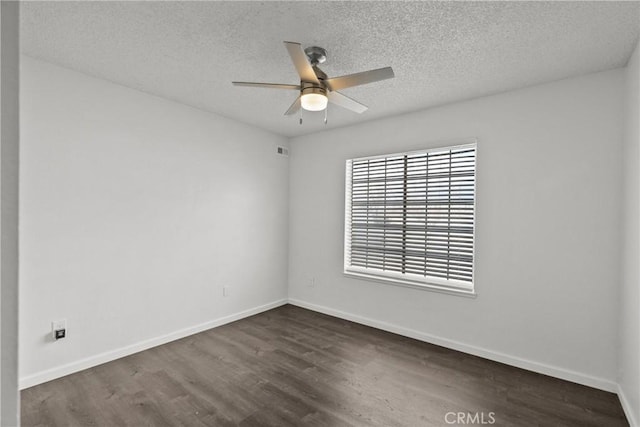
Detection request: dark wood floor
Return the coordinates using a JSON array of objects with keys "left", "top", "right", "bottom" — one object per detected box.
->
[{"left": 22, "top": 304, "right": 627, "bottom": 426}]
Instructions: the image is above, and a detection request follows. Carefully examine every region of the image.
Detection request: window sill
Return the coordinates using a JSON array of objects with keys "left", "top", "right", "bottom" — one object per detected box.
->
[{"left": 343, "top": 270, "right": 477, "bottom": 298}]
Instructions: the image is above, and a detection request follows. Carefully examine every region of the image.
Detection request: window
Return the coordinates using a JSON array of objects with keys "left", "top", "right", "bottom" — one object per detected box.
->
[{"left": 344, "top": 142, "right": 476, "bottom": 295}]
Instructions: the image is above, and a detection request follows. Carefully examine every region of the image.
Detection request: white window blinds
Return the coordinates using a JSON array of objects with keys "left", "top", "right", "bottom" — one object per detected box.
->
[{"left": 344, "top": 143, "right": 476, "bottom": 293}]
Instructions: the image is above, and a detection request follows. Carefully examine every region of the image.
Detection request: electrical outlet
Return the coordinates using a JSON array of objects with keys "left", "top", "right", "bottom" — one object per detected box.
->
[
  {"left": 223, "top": 286, "right": 230, "bottom": 297},
  {"left": 52, "top": 319, "right": 67, "bottom": 340}
]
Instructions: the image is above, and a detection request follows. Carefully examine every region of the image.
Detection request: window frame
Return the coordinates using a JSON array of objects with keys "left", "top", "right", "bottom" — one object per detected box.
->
[{"left": 343, "top": 141, "right": 477, "bottom": 297}]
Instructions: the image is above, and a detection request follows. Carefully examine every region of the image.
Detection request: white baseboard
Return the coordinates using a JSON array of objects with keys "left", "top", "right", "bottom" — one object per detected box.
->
[
  {"left": 19, "top": 299, "right": 288, "bottom": 390},
  {"left": 618, "top": 384, "right": 639, "bottom": 427},
  {"left": 21, "top": 297, "right": 621, "bottom": 398},
  {"left": 287, "top": 298, "right": 618, "bottom": 393}
]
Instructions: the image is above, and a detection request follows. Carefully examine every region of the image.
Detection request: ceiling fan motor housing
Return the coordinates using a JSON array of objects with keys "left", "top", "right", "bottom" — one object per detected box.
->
[{"left": 301, "top": 81, "right": 327, "bottom": 97}]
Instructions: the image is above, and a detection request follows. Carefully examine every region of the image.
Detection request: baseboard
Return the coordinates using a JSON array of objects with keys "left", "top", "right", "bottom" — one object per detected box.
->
[
  {"left": 618, "top": 384, "right": 639, "bottom": 427},
  {"left": 19, "top": 298, "right": 288, "bottom": 390},
  {"left": 288, "top": 298, "right": 618, "bottom": 393},
  {"left": 20, "top": 297, "right": 620, "bottom": 396}
]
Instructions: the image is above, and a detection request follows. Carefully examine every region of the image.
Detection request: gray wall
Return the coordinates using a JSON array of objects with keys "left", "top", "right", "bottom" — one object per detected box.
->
[
  {"left": 288, "top": 69, "right": 624, "bottom": 392},
  {"left": 620, "top": 39, "right": 640, "bottom": 426},
  {"left": 1, "top": 1, "right": 20, "bottom": 425},
  {"left": 19, "top": 57, "right": 290, "bottom": 387}
]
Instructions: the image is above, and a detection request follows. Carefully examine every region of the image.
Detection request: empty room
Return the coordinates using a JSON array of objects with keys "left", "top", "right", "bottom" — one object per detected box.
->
[{"left": 0, "top": 0, "right": 638, "bottom": 426}]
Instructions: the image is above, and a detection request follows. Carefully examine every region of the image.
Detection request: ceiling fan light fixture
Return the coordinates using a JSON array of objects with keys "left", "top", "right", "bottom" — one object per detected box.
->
[{"left": 301, "top": 92, "right": 328, "bottom": 111}]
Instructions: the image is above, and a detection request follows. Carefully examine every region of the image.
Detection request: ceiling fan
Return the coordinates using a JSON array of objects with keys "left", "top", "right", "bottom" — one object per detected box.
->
[{"left": 232, "top": 41, "right": 395, "bottom": 123}]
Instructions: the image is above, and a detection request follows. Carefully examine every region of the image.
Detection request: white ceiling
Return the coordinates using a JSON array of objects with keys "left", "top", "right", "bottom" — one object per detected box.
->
[{"left": 21, "top": 1, "right": 640, "bottom": 138}]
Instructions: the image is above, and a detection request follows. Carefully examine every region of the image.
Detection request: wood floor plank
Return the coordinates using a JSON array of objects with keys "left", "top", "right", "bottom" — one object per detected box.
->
[{"left": 21, "top": 305, "right": 628, "bottom": 426}]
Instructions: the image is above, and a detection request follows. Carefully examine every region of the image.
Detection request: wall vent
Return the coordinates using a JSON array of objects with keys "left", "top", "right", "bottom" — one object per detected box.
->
[{"left": 277, "top": 146, "right": 289, "bottom": 156}]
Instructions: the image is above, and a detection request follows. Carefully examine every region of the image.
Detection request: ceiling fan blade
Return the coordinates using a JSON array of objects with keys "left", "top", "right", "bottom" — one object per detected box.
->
[
  {"left": 232, "top": 82, "right": 300, "bottom": 90},
  {"left": 284, "top": 96, "right": 301, "bottom": 116},
  {"left": 328, "top": 91, "right": 368, "bottom": 114},
  {"left": 284, "top": 41, "right": 319, "bottom": 83},
  {"left": 326, "top": 67, "right": 394, "bottom": 91}
]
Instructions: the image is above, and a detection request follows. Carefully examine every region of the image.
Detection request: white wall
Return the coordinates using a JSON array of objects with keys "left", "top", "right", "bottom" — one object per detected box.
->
[
  {"left": 288, "top": 69, "right": 624, "bottom": 391},
  {"left": 19, "top": 56, "right": 289, "bottom": 387},
  {"left": 0, "top": 2, "right": 20, "bottom": 425},
  {"left": 620, "top": 39, "right": 640, "bottom": 426}
]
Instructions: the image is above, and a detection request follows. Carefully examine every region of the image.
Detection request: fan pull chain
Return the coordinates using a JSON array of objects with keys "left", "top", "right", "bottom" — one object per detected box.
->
[
  {"left": 299, "top": 108, "right": 303, "bottom": 125},
  {"left": 324, "top": 106, "right": 328, "bottom": 125}
]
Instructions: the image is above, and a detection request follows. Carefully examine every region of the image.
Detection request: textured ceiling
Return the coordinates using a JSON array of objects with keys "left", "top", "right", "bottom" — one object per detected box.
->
[{"left": 21, "top": 1, "right": 640, "bottom": 137}]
